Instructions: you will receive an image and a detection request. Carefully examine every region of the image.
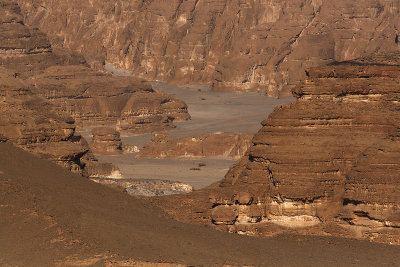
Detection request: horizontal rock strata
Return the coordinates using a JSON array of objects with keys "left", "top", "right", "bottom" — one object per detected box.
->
[
  {"left": 154, "top": 52, "right": 400, "bottom": 244},
  {"left": 17, "top": 0, "right": 400, "bottom": 96},
  {"left": 0, "top": 67, "right": 117, "bottom": 177},
  {"left": 136, "top": 132, "right": 253, "bottom": 159},
  {"left": 27, "top": 65, "right": 190, "bottom": 133},
  {"left": 89, "top": 127, "right": 123, "bottom": 156},
  {"left": 0, "top": 0, "right": 189, "bottom": 175},
  {"left": 209, "top": 52, "right": 400, "bottom": 243}
]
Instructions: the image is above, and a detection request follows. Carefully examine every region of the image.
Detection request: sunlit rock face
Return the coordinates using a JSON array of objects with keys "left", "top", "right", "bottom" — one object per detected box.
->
[
  {"left": 27, "top": 65, "right": 190, "bottom": 133},
  {"left": 0, "top": 0, "right": 189, "bottom": 176},
  {"left": 197, "top": 52, "right": 400, "bottom": 243},
  {"left": 18, "top": 0, "right": 400, "bottom": 96}
]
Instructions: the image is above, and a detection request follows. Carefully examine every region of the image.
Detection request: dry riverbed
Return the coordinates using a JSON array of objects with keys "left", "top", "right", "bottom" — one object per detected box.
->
[{"left": 80, "top": 82, "right": 293, "bottom": 189}]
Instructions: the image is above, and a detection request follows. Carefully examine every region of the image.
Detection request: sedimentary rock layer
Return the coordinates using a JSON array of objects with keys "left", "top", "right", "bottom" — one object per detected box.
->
[
  {"left": 17, "top": 0, "right": 400, "bottom": 96},
  {"left": 208, "top": 52, "right": 400, "bottom": 243},
  {"left": 1, "top": 0, "right": 190, "bottom": 133},
  {"left": 0, "top": 0, "right": 189, "bottom": 175},
  {"left": 136, "top": 132, "right": 252, "bottom": 159},
  {"left": 28, "top": 65, "right": 190, "bottom": 132},
  {"left": 0, "top": 67, "right": 116, "bottom": 177},
  {"left": 89, "top": 127, "right": 123, "bottom": 156},
  {"left": 155, "top": 52, "right": 400, "bottom": 244}
]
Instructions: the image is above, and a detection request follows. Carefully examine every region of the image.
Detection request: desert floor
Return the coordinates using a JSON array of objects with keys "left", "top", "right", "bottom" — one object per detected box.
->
[
  {"left": 91, "top": 83, "right": 293, "bottom": 189},
  {"left": 2, "top": 142, "right": 400, "bottom": 266}
]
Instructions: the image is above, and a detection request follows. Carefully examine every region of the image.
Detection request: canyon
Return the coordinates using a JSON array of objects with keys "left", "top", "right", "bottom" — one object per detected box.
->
[
  {"left": 16, "top": 0, "right": 400, "bottom": 96},
  {"left": 0, "top": 0, "right": 189, "bottom": 176},
  {"left": 3, "top": 142, "right": 400, "bottom": 266},
  {"left": 154, "top": 51, "right": 400, "bottom": 245},
  {"left": 2, "top": 0, "right": 400, "bottom": 265}
]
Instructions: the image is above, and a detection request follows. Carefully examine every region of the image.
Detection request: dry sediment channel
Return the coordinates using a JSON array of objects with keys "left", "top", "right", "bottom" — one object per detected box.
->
[
  {"left": 92, "top": 83, "right": 293, "bottom": 189},
  {"left": 1, "top": 142, "right": 400, "bottom": 266}
]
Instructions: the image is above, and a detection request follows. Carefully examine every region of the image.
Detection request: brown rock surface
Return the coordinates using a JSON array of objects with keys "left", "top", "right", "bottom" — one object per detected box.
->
[
  {"left": 136, "top": 132, "right": 252, "bottom": 159},
  {"left": 17, "top": 0, "right": 400, "bottom": 96},
  {"left": 0, "top": 67, "right": 116, "bottom": 176},
  {"left": 28, "top": 65, "right": 190, "bottom": 132},
  {"left": 1, "top": 0, "right": 190, "bottom": 133},
  {"left": 89, "top": 127, "right": 123, "bottom": 156},
  {"left": 153, "top": 52, "right": 400, "bottom": 244},
  {"left": 0, "top": 0, "right": 189, "bottom": 175},
  {"left": 4, "top": 142, "right": 400, "bottom": 266}
]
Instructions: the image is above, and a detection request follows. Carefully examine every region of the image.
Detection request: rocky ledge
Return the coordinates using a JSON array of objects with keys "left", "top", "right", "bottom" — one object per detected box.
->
[
  {"left": 0, "top": 0, "right": 189, "bottom": 175},
  {"left": 136, "top": 132, "right": 253, "bottom": 160},
  {"left": 155, "top": 52, "right": 400, "bottom": 245},
  {"left": 89, "top": 127, "right": 123, "bottom": 156},
  {"left": 28, "top": 65, "right": 190, "bottom": 133},
  {"left": 0, "top": 67, "right": 117, "bottom": 177},
  {"left": 89, "top": 127, "right": 139, "bottom": 156}
]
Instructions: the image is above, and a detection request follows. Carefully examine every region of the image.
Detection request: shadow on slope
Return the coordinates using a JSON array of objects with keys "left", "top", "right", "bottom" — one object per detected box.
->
[{"left": 1, "top": 142, "right": 400, "bottom": 266}]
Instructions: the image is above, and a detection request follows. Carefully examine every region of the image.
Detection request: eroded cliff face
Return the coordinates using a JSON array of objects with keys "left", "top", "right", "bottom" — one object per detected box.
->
[
  {"left": 28, "top": 65, "right": 190, "bottom": 132},
  {"left": 0, "top": 67, "right": 117, "bottom": 177},
  {"left": 0, "top": 0, "right": 189, "bottom": 176},
  {"left": 153, "top": 52, "right": 400, "bottom": 244},
  {"left": 17, "top": 0, "right": 400, "bottom": 96}
]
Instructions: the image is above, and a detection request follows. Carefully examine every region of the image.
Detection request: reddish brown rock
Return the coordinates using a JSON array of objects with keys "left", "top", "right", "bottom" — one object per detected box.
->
[
  {"left": 210, "top": 52, "right": 400, "bottom": 242},
  {"left": 27, "top": 65, "right": 190, "bottom": 133},
  {"left": 89, "top": 127, "right": 122, "bottom": 156},
  {"left": 0, "top": 67, "right": 118, "bottom": 177},
  {"left": 0, "top": 0, "right": 190, "bottom": 176},
  {"left": 136, "top": 132, "right": 252, "bottom": 159},
  {"left": 211, "top": 205, "right": 238, "bottom": 225},
  {"left": 152, "top": 52, "right": 400, "bottom": 244},
  {"left": 17, "top": 0, "right": 400, "bottom": 96},
  {"left": 0, "top": 1, "right": 190, "bottom": 134}
]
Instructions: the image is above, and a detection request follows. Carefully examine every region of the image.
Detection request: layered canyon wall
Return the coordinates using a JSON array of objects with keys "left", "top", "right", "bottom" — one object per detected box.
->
[
  {"left": 0, "top": 0, "right": 189, "bottom": 175},
  {"left": 17, "top": 0, "right": 400, "bottom": 96},
  {"left": 209, "top": 52, "right": 400, "bottom": 243},
  {"left": 156, "top": 52, "right": 400, "bottom": 244}
]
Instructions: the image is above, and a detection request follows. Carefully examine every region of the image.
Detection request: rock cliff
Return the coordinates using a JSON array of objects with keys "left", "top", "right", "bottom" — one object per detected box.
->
[
  {"left": 89, "top": 127, "right": 123, "bottom": 156},
  {"left": 28, "top": 65, "right": 190, "bottom": 132},
  {"left": 17, "top": 0, "right": 400, "bottom": 96},
  {"left": 154, "top": 52, "right": 400, "bottom": 244},
  {"left": 0, "top": 67, "right": 116, "bottom": 177},
  {"left": 1, "top": 0, "right": 189, "bottom": 133},
  {"left": 136, "top": 132, "right": 252, "bottom": 159},
  {"left": 0, "top": 0, "right": 189, "bottom": 175}
]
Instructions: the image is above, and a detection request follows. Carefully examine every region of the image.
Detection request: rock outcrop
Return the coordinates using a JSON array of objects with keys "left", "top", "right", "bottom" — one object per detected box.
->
[
  {"left": 89, "top": 127, "right": 123, "bottom": 156},
  {"left": 28, "top": 65, "right": 190, "bottom": 133},
  {"left": 0, "top": 67, "right": 117, "bottom": 177},
  {"left": 208, "top": 52, "right": 400, "bottom": 243},
  {"left": 154, "top": 52, "right": 400, "bottom": 245},
  {"left": 17, "top": 0, "right": 400, "bottom": 96},
  {"left": 1, "top": 0, "right": 190, "bottom": 133},
  {"left": 0, "top": 0, "right": 188, "bottom": 176},
  {"left": 136, "top": 132, "right": 252, "bottom": 159}
]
